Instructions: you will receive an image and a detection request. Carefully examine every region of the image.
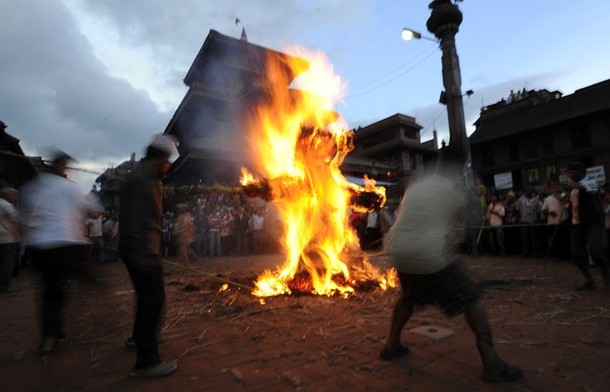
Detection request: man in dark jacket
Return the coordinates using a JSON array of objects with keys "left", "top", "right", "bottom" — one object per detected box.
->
[
  {"left": 119, "top": 134, "right": 178, "bottom": 378},
  {"left": 566, "top": 161, "right": 610, "bottom": 290}
]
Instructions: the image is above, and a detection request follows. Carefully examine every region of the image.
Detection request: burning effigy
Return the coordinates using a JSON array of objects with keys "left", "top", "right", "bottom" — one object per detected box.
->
[{"left": 240, "top": 47, "right": 396, "bottom": 297}]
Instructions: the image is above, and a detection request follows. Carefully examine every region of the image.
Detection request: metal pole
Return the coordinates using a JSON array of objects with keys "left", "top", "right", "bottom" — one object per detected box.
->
[{"left": 426, "top": 0, "right": 471, "bottom": 167}]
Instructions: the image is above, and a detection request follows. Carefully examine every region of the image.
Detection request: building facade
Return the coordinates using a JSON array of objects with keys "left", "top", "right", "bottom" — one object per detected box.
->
[
  {"left": 470, "top": 79, "right": 610, "bottom": 193},
  {"left": 346, "top": 113, "right": 439, "bottom": 199}
]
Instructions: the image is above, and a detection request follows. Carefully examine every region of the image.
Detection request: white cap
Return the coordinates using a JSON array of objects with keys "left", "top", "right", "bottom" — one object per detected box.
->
[{"left": 149, "top": 134, "right": 179, "bottom": 156}]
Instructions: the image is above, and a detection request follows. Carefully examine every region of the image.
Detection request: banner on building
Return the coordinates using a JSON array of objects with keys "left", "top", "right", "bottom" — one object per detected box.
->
[
  {"left": 586, "top": 165, "right": 606, "bottom": 185},
  {"left": 494, "top": 172, "right": 513, "bottom": 190}
]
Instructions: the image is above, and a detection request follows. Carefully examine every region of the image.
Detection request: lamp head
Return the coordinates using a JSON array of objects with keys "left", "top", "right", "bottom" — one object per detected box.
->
[{"left": 401, "top": 28, "right": 422, "bottom": 41}]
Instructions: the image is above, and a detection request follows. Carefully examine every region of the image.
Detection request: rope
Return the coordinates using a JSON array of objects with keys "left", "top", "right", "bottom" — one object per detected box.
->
[
  {"left": 162, "top": 259, "right": 255, "bottom": 291},
  {"left": 467, "top": 222, "right": 568, "bottom": 230}
]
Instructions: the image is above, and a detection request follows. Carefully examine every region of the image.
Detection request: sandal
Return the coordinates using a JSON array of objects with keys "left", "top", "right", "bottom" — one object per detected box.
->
[
  {"left": 574, "top": 281, "right": 597, "bottom": 291},
  {"left": 482, "top": 363, "right": 523, "bottom": 383},
  {"left": 379, "top": 345, "right": 410, "bottom": 361}
]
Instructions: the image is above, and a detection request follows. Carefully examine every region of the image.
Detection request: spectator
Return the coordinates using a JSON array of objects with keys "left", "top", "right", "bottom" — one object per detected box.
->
[
  {"left": 234, "top": 206, "right": 250, "bottom": 255},
  {"left": 364, "top": 210, "right": 380, "bottom": 250},
  {"left": 604, "top": 190, "right": 610, "bottom": 262},
  {"left": 207, "top": 208, "right": 222, "bottom": 256},
  {"left": 486, "top": 194, "right": 505, "bottom": 257},
  {"left": 160, "top": 212, "right": 172, "bottom": 258},
  {"left": 220, "top": 208, "right": 235, "bottom": 255},
  {"left": 502, "top": 191, "right": 520, "bottom": 256},
  {"left": 566, "top": 162, "right": 609, "bottom": 290},
  {"left": 174, "top": 204, "right": 195, "bottom": 266},
  {"left": 516, "top": 188, "right": 543, "bottom": 257},
  {"left": 250, "top": 208, "right": 265, "bottom": 254},
  {"left": 541, "top": 181, "right": 570, "bottom": 258},
  {"left": 0, "top": 186, "right": 19, "bottom": 293},
  {"left": 378, "top": 205, "right": 397, "bottom": 237},
  {"left": 85, "top": 212, "right": 105, "bottom": 263},
  {"left": 192, "top": 209, "right": 207, "bottom": 258}
]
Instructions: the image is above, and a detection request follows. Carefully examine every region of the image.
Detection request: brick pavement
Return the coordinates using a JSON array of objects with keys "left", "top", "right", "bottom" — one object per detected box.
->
[{"left": 1, "top": 254, "right": 610, "bottom": 391}]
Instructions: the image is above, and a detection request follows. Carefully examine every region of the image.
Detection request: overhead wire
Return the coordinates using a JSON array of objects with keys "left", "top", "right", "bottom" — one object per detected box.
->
[
  {"left": 348, "top": 45, "right": 439, "bottom": 93},
  {"left": 341, "top": 40, "right": 446, "bottom": 139},
  {"left": 420, "top": 107, "right": 447, "bottom": 137},
  {"left": 345, "top": 46, "right": 439, "bottom": 100}
]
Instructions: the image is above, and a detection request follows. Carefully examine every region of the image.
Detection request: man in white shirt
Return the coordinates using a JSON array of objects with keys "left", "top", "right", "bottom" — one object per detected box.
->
[
  {"left": 20, "top": 151, "right": 103, "bottom": 355},
  {"left": 380, "top": 149, "right": 522, "bottom": 383},
  {"left": 250, "top": 209, "right": 265, "bottom": 254},
  {"left": 0, "top": 186, "right": 19, "bottom": 293},
  {"left": 541, "top": 181, "right": 569, "bottom": 258},
  {"left": 85, "top": 213, "right": 105, "bottom": 263},
  {"left": 364, "top": 210, "right": 380, "bottom": 250},
  {"left": 486, "top": 194, "right": 505, "bottom": 257}
]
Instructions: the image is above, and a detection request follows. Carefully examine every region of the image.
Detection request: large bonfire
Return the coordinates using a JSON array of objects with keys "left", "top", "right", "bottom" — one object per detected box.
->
[{"left": 241, "top": 47, "right": 396, "bottom": 298}]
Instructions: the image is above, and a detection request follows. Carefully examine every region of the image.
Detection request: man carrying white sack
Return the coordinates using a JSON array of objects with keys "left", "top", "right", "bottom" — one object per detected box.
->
[{"left": 379, "top": 148, "right": 523, "bottom": 384}]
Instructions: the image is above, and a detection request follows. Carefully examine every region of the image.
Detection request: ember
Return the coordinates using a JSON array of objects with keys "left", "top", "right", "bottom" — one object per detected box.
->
[{"left": 241, "top": 46, "right": 396, "bottom": 297}]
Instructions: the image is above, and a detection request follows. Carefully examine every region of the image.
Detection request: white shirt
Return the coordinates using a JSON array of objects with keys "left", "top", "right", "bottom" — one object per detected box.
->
[
  {"left": 0, "top": 197, "right": 19, "bottom": 244},
  {"left": 20, "top": 173, "right": 103, "bottom": 248},
  {"left": 542, "top": 194, "right": 565, "bottom": 225},
  {"left": 487, "top": 202, "right": 505, "bottom": 227},
  {"left": 85, "top": 216, "right": 104, "bottom": 237},
  {"left": 385, "top": 174, "right": 466, "bottom": 274},
  {"left": 366, "top": 211, "right": 379, "bottom": 229},
  {"left": 251, "top": 214, "right": 265, "bottom": 231}
]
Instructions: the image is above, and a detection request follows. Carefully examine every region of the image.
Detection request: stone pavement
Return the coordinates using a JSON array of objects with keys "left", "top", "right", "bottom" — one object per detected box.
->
[{"left": 1, "top": 254, "right": 610, "bottom": 391}]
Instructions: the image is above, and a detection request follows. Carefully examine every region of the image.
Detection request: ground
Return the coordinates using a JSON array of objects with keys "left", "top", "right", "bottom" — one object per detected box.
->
[{"left": 1, "top": 254, "right": 609, "bottom": 391}]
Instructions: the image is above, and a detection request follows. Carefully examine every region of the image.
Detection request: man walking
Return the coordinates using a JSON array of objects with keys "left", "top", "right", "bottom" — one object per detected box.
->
[
  {"left": 20, "top": 151, "right": 104, "bottom": 354},
  {"left": 119, "top": 134, "right": 178, "bottom": 378},
  {"left": 0, "top": 186, "right": 19, "bottom": 293}
]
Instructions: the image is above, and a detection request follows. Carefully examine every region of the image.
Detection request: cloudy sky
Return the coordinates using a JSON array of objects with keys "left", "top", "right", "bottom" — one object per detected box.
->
[{"left": 2, "top": 0, "right": 610, "bottom": 189}]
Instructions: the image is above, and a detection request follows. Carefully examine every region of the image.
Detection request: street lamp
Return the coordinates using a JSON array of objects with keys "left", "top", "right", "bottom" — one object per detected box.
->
[{"left": 400, "top": 28, "right": 437, "bottom": 43}]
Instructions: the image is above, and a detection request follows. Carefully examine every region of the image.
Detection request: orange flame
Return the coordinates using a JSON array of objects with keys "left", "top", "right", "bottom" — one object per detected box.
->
[{"left": 242, "top": 47, "right": 394, "bottom": 297}]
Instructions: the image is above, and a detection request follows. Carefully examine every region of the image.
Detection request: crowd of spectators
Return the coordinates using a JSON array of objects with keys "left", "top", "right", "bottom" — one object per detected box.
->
[
  {"left": 470, "top": 179, "right": 610, "bottom": 263},
  {"left": 160, "top": 191, "right": 282, "bottom": 262}
]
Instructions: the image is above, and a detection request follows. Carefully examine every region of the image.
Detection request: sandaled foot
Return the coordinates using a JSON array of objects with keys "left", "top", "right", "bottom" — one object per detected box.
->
[
  {"left": 482, "top": 363, "right": 523, "bottom": 383},
  {"left": 379, "top": 345, "right": 410, "bottom": 361},
  {"left": 574, "top": 281, "right": 597, "bottom": 291}
]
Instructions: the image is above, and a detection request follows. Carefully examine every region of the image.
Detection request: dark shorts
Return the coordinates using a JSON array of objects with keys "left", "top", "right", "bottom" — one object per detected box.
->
[{"left": 398, "top": 262, "right": 481, "bottom": 317}]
